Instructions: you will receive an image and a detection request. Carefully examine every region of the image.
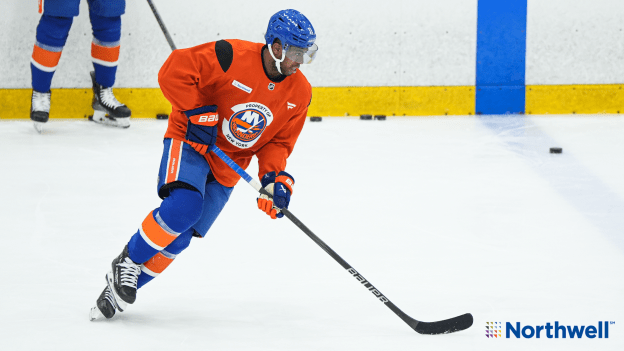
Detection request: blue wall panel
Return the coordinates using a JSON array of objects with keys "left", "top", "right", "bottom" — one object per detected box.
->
[{"left": 476, "top": 0, "right": 527, "bottom": 114}]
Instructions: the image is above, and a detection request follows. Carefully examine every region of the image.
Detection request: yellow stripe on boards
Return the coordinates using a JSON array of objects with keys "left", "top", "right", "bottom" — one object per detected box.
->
[
  {"left": 0, "top": 88, "right": 171, "bottom": 119},
  {"left": 1, "top": 89, "right": 32, "bottom": 119},
  {"left": 115, "top": 88, "right": 172, "bottom": 118},
  {"left": 307, "top": 86, "right": 475, "bottom": 116},
  {"left": 3, "top": 85, "right": 624, "bottom": 119},
  {"left": 526, "top": 84, "right": 624, "bottom": 114},
  {"left": 1, "top": 86, "right": 474, "bottom": 119}
]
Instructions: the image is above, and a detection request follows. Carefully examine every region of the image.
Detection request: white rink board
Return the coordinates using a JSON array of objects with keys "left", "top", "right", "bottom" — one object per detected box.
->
[
  {"left": 526, "top": 0, "right": 624, "bottom": 85},
  {"left": 4, "top": 0, "right": 623, "bottom": 88}
]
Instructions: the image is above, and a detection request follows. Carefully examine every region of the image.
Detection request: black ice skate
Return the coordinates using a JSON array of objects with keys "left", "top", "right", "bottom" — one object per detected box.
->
[
  {"left": 106, "top": 245, "right": 141, "bottom": 308},
  {"left": 30, "top": 90, "right": 51, "bottom": 134},
  {"left": 90, "top": 71, "right": 131, "bottom": 128},
  {"left": 89, "top": 286, "right": 120, "bottom": 321}
]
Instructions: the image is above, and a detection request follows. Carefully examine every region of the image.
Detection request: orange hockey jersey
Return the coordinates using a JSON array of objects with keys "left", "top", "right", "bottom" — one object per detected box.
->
[{"left": 158, "top": 39, "right": 312, "bottom": 188}]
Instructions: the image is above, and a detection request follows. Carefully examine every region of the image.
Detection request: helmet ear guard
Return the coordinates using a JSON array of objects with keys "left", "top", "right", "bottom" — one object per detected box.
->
[
  {"left": 267, "top": 39, "right": 287, "bottom": 74},
  {"left": 267, "top": 38, "right": 286, "bottom": 64}
]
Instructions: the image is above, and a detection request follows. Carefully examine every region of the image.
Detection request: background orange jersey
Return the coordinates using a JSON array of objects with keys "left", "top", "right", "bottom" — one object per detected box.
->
[{"left": 158, "top": 39, "right": 312, "bottom": 187}]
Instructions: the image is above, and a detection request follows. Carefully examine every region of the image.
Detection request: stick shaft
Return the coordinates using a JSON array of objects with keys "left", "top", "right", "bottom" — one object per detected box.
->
[
  {"left": 146, "top": 0, "right": 177, "bottom": 51},
  {"left": 208, "top": 145, "right": 417, "bottom": 328}
]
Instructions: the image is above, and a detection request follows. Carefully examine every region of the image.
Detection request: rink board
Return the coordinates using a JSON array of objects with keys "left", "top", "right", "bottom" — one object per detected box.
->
[{"left": 2, "top": 85, "right": 624, "bottom": 119}]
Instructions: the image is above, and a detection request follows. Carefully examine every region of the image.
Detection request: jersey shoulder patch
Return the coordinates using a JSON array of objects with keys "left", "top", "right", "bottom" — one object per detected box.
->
[{"left": 215, "top": 40, "right": 233, "bottom": 73}]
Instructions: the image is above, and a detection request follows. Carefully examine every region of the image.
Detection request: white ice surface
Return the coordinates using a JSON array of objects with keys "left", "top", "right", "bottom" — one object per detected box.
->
[{"left": 0, "top": 116, "right": 623, "bottom": 350}]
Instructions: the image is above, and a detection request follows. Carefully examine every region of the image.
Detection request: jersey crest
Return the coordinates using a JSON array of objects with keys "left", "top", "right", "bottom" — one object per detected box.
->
[{"left": 222, "top": 102, "right": 274, "bottom": 149}]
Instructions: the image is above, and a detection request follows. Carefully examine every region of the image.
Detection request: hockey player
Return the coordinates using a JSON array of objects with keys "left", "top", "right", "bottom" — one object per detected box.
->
[
  {"left": 30, "top": 0, "right": 131, "bottom": 133},
  {"left": 90, "top": 9, "right": 318, "bottom": 320}
]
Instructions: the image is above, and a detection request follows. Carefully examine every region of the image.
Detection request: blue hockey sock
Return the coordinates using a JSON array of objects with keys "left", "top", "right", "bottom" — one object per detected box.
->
[
  {"left": 90, "top": 12, "right": 121, "bottom": 87},
  {"left": 137, "top": 229, "right": 194, "bottom": 289},
  {"left": 127, "top": 188, "right": 203, "bottom": 264},
  {"left": 31, "top": 15, "right": 73, "bottom": 92}
]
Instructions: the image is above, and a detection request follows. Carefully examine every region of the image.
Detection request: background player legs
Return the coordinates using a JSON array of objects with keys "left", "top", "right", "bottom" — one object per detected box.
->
[
  {"left": 89, "top": 10, "right": 121, "bottom": 88},
  {"left": 30, "top": 14, "right": 74, "bottom": 131},
  {"left": 88, "top": 3, "right": 131, "bottom": 127}
]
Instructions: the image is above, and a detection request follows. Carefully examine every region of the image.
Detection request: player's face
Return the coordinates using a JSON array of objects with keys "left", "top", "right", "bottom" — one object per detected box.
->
[{"left": 280, "top": 57, "right": 301, "bottom": 76}]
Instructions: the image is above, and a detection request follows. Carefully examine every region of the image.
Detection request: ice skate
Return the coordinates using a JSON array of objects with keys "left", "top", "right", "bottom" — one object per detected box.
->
[
  {"left": 30, "top": 90, "right": 51, "bottom": 134},
  {"left": 89, "top": 285, "right": 120, "bottom": 321},
  {"left": 90, "top": 71, "right": 131, "bottom": 128},
  {"left": 107, "top": 245, "right": 141, "bottom": 307}
]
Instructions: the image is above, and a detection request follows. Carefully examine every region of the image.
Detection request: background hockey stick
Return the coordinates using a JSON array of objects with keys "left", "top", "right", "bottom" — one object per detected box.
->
[
  {"left": 146, "top": 0, "right": 177, "bottom": 51},
  {"left": 209, "top": 145, "right": 473, "bottom": 335}
]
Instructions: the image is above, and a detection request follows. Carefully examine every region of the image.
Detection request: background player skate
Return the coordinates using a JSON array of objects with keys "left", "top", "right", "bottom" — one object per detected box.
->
[
  {"left": 30, "top": 0, "right": 131, "bottom": 133},
  {"left": 90, "top": 9, "right": 318, "bottom": 320}
]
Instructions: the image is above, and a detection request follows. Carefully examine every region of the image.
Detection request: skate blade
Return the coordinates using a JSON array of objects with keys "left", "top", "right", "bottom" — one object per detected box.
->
[
  {"left": 106, "top": 271, "right": 128, "bottom": 312},
  {"left": 89, "top": 306, "right": 105, "bottom": 321},
  {"left": 91, "top": 110, "right": 131, "bottom": 129},
  {"left": 33, "top": 121, "right": 44, "bottom": 134}
]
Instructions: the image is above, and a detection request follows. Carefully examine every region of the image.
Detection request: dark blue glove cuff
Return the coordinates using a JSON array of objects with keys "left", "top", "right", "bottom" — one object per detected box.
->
[{"left": 277, "top": 171, "right": 295, "bottom": 183}]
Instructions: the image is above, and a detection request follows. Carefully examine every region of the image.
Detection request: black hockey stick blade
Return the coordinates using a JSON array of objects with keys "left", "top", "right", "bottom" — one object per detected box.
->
[{"left": 413, "top": 313, "right": 473, "bottom": 335}]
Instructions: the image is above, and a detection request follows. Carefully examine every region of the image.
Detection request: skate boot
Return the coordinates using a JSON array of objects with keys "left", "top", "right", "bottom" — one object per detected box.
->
[
  {"left": 89, "top": 286, "right": 120, "bottom": 321},
  {"left": 90, "top": 71, "right": 131, "bottom": 128},
  {"left": 106, "top": 245, "right": 141, "bottom": 307},
  {"left": 30, "top": 90, "right": 51, "bottom": 134}
]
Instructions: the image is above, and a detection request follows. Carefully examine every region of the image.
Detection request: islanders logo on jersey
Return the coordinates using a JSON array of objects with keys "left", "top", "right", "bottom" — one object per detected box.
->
[{"left": 222, "top": 102, "right": 274, "bottom": 149}]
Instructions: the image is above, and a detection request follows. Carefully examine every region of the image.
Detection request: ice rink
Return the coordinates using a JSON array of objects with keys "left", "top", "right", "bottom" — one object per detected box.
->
[{"left": 1, "top": 115, "right": 623, "bottom": 350}]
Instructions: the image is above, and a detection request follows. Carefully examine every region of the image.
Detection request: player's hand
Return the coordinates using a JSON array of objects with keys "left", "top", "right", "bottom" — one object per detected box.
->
[
  {"left": 183, "top": 105, "right": 219, "bottom": 155},
  {"left": 257, "top": 171, "right": 294, "bottom": 219}
]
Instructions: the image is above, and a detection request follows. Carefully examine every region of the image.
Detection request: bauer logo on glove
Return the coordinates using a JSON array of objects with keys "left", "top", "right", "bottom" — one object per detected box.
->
[
  {"left": 183, "top": 105, "right": 219, "bottom": 155},
  {"left": 257, "top": 171, "right": 294, "bottom": 219},
  {"left": 190, "top": 113, "right": 218, "bottom": 126}
]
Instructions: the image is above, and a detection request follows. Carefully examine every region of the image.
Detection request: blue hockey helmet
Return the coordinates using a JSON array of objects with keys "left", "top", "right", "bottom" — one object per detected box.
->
[{"left": 265, "top": 9, "right": 318, "bottom": 65}]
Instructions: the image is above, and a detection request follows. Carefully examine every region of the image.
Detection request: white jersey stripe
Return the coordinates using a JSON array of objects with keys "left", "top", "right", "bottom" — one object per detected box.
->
[
  {"left": 30, "top": 58, "right": 57, "bottom": 73},
  {"left": 165, "top": 141, "right": 174, "bottom": 181},
  {"left": 175, "top": 140, "right": 183, "bottom": 180},
  {"left": 141, "top": 265, "right": 159, "bottom": 277},
  {"left": 91, "top": 58, "right": 118, "bottom": 67}
]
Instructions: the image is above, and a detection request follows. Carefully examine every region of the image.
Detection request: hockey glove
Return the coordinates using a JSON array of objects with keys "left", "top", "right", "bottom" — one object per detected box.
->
[
  {"left": 183, "top": 105, "right": 219, "bottom": 155},
  {"left": 257, "top": 171, "right": 294, "bottom": 219}
]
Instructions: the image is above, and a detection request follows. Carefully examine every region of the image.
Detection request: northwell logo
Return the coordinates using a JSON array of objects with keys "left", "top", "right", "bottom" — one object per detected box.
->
[
  {"left": 486, "top": 321, "right": 614, "bottom": 339},
  {"left": 485, "top": 322, "right": 502, "bottom": 338}
]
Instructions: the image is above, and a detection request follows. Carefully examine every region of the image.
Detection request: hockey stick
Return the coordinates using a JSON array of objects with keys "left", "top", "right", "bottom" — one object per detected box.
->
[
  {"left": 146, "top": 0, "right": 177, "bottom": 51},
  {"left": 208, "top": 145, "right": 473, "bottom": 335}
]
